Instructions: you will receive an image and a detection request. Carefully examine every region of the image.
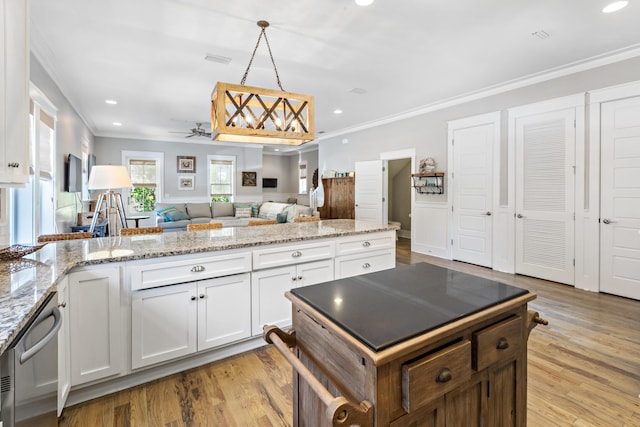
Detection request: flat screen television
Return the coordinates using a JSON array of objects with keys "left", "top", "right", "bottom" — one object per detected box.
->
[
  {"left": 262, "top": 178, "right": 277, "bottom": 188},
  {"left": 65, "top": 154, "right": 83, "bottom": 192}
]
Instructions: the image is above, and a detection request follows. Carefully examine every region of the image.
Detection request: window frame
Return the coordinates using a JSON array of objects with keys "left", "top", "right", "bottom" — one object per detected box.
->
[
  {"left": 208, "top": 154, "right": 236, "bottom": 202},
  {"left": 121, "top": 151, "right": 164, "bottom": 213}
]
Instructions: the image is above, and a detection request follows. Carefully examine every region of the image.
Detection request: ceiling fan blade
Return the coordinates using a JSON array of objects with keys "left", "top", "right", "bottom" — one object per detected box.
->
[
  {"left": 185, "top": 134, "right": 196, "bottom": 138},
  {"left": 169, "top": 131, "right": 191, "bottom": 134}
]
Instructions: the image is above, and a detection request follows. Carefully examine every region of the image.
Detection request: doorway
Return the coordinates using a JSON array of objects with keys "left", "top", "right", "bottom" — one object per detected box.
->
[{"left": 387, "top": 159, "right": 411, "bottom": 239}]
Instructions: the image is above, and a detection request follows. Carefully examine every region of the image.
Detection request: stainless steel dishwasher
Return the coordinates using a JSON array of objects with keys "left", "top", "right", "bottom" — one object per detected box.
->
[{"left": 1, "top": 292, "right": 61, "bottom": 427}]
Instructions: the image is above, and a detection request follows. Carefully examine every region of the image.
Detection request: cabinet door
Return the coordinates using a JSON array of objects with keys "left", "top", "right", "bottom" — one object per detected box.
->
[
  {"left": 485, "top": 361, "right": 518, "bottom": 427},
  {"left": 0, "top": 0, "right": 29, "bottom": 184},
  {"left": 57, "top": 277, "right": 70, "bottom": 416},
  {"left": 251, "top": 265, "right": 296, "bottom": 335},
  {"left": 197, "top": 273, "right": 251, "bottom": 351},
  {"left": 295, "top": 259, "right": 334, "bottom": 287},
  {"left": 131, "top": 282, "right": 197, "bottom": 369},
  {"left": 69, "top": 267, "right": 122, "bottom": 386}
]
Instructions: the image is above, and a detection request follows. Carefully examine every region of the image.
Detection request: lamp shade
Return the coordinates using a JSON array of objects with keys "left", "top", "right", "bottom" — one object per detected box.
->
[{"left": 88, "top": 165, "right": 132, "bottom": 190}]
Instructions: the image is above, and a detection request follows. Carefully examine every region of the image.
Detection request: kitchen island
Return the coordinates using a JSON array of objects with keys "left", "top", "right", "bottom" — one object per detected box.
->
[
  {"left": 266, "top": 263, "right": 545, "bottom": 426},
  {"left": 0, "top": 219, "right": 396, "bottom": 408}
]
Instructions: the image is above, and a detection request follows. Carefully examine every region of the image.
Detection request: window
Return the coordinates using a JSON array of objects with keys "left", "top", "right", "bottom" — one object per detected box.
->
[
  {"left": 299, "top": 161, "right": 307, "bottom": 194},
  {"left": 208, "top": 155, "right": 235, "bottom": 202},
  {"left": 11, "top": 93, "right": 57, "bottom": 243},
  {"left": 129, "top": 160, "right": 157, "bottom": 212},
  {"left": 122, "top": 151, "right": 163, "bottom": 213}
]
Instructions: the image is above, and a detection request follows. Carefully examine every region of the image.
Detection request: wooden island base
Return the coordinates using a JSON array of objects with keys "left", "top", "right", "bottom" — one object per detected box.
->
[{"left": 265, "top": 264, "right": 545, "bottom": 427}]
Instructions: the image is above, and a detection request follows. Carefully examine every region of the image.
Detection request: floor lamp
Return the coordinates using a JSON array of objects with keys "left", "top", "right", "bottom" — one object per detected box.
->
[{"left": 88, "top": 165, "right": 132, "bottom": 236}]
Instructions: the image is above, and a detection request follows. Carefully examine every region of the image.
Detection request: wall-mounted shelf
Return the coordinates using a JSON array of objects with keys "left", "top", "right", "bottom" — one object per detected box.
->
[{"left": 411, "top": 172, "right": 445, "bottom": 194}]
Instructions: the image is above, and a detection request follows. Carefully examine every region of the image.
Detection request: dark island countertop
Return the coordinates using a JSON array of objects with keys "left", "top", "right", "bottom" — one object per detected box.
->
[{"left": 291, "top": 262, "right": 531, "bottom": 352}]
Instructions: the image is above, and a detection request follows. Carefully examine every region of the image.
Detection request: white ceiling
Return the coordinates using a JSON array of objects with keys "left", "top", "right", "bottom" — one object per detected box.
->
[{"left": 30, "top": 0, "right": 640, "bottom": 152}]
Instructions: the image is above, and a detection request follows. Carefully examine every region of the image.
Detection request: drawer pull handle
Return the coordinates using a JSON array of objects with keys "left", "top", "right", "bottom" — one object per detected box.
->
[
  {"left": 199, "top": 294, "right": 205, "bottom": 299},
  {"left": 291, "top": 251, "right": 302, "bottom": 258},
  {"left": 496, "top": 337, "right": 509, "bottom": 350},
  {"left": 190, "top": 296, "right": 197, "bottom": 301},
  {"left": 436, "top": 368, "right": 452, "bottom": 383},
  {"left": 362, "top": 241, "right": 371, "bottom": 247},
  {"left": 292, "top": 277, "right": 297, "bottom": 281},
  {"left": 298, "top": 275, "right": 303, "bottom": 280},
  {"left": 191, "top": 265, "right": 205, "bottom": 272},
  {"left": 362, "top": 262, "right": 371, "bottom": 269}
]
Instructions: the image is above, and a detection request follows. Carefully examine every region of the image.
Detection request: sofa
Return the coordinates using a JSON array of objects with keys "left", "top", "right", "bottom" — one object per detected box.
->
[{"left": 155, "top": 201, "right": 313, "bottom": 231}]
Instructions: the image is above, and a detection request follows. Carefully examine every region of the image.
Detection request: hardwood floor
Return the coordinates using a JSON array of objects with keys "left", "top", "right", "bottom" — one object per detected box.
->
[{"left": 59, "top": 238, "right": 640, "bottom": 426}]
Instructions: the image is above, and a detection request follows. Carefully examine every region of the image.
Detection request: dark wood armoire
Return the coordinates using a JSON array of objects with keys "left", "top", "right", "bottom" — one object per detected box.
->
[{"left": 318, "top": 177, "right": 355, "bottom": 219}]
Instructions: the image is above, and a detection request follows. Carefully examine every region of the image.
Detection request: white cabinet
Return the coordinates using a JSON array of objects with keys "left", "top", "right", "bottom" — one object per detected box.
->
[
  {"left": 334, "top": 231, "right": 396, "bottom": 279},
  {"left": 251, "top": 259, "right": 334, "bottom": 336},
  {"left": 0, "top": 0, "right": 30, "bottom": 185},
  {"left": 68, "top": 266, "right": 123, "bottom": 386},
  {"left": 131, "top": 273, "right": 251, "bottom": 369},
  {"left": 57, "top": 277, "right": 70, "bottom": 416}
]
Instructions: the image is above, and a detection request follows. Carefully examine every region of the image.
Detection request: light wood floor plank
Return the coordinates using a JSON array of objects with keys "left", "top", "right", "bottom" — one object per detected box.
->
[{"left": 59, "top": 238, "right": 640, "bottom": 426}]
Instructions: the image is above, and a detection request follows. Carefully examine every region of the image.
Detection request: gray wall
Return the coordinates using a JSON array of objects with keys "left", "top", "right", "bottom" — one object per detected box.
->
[
  {"left": 319, "top": 56, "right": 640, "bottom": 203},
  {"left": 94, "top": 137, "right": 264, "bottom": 202},
  {"left": 30, "top": 53, "right": 95, "bottom": 233}
]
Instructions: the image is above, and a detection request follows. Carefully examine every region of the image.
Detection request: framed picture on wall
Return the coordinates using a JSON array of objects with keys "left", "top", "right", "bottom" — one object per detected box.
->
[
  {"left": 178, "top": 175, "right": 195, "bottom": 190},
  {"left": 177, "top": 156, "right": 196, "bottom": 173},
  {"left": 242, "top": 171, "right": 257, "bottom": 186}
]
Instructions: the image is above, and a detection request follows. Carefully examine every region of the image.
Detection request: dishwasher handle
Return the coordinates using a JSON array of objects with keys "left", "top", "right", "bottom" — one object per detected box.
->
[{"left": 18, "top": 306, "right": 62, "bottom": 365}]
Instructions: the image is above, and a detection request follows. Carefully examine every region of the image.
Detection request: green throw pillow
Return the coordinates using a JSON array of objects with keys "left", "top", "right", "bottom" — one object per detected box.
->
[
  {"left": 276, "top": 212, "right": 288, "bottom": 223},
  {"left": 157, "top": 206, "right": 176, "bottom": 217},
  {"left": 164, "top": 210, "right": 189, "bottom": 222}
]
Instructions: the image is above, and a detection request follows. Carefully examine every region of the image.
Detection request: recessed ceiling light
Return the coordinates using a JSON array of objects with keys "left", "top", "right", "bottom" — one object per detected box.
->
[
  {"left": 112, "top": 122, "right": 122, "bottom": 126},
  {"left": 349, "top": 87, "right": 367, "bottom": 94},
  {"left": 105, "top": 99, "right": 118, "bottom": 105},
  {"left": 333, "top": 109, "right": 343, "bottom": 114},
  {"left": 204, "top": 53, "right": 232, "bottom": 64},
  {"left": 355, "top": 0, "right": 374, "bottom": 6},
  {"left": 603, "top": 1, "right": 628, "bottom": 13}
]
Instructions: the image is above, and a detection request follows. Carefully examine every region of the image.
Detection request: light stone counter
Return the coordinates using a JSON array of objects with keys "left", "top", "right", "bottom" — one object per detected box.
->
[{"left": 0, "top": 220, "right": 394, "bottom": 353}]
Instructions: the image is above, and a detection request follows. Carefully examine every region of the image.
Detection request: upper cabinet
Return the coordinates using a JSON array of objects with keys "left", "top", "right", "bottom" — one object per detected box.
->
[{"left": 0, "top": 0, "right": 30, "bottom": 185}]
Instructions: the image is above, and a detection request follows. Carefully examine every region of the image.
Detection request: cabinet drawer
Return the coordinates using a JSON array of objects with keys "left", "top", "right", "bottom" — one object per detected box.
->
[
  {"left": 253, "top": 241, "right": 335, "bottom": 270},
  {"left": 335, "top": 231, "right": 395, "bottom": 256},
  {"left": 129, "top": 252, "right": 252, "bottom": 291},
  {"left": 473, "top": 316, "right": 522, "bottom": 371},
  {"left": 334, "top": 248, "right": 395, "bottom": 279},
  {"left": 402, "top": 340, "right": 471, "bottom": 412}
]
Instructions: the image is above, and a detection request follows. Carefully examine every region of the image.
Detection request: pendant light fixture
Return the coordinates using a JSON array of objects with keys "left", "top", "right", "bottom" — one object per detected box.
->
[{"left": 211, "top": 20, "right": 314, "bottom": 146}]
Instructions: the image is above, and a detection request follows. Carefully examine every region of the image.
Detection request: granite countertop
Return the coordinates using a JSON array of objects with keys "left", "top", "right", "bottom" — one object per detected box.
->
[{"left": 0, "top": 220, "right": 393, "bottom": 353}]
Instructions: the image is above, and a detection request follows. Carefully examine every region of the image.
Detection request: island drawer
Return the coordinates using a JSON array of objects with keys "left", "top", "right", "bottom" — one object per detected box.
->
[
  {"left": 252, "top": 241, "right": 335, "bottom": 270},
  {"left": 334, "top": 231, "right": 396, "bottom": 256},
  {"left": 472, "top": 315, "right": 522, "bottom": 371},
  {"left": 402, "top": 340, "right": 471, "bottom": 412},
  {"left": 129, "top": 252, "right": 252, "bottom": 291}
]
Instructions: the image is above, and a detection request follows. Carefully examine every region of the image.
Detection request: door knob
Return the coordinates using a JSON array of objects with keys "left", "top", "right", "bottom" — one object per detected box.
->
[
  {"left": 484, "top": 211, "right": 492, "bottom": 216},
  {"left": 602, "top": 218, "right": 616, "bottom": 224},
  {"left": 517, "top": 214, "right": 524, "bottom": 219}
]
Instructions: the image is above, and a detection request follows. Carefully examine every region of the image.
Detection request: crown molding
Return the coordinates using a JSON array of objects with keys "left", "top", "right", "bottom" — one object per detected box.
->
[{"left": 318, "top": 43, "right": 640, "bottom": 141}]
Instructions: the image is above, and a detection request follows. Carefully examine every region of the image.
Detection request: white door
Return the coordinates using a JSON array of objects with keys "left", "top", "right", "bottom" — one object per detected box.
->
[
  {"left": 296, "top": 259, "right": 334, "bottom": 287},
  {"left": 515, "top": 109, "right": 575, "bottom": 285},
  {"left": 197, "top": 273, "right": 251, "bottom": 350},
  {"left": 600, "top": 97, "right": 640, "bottom": 300},
  {"left": 355, "top": 160, "right": 387, "bottom": 224},
  {"left": 452, "top": 123, "right": 494, "bottom": 267}
]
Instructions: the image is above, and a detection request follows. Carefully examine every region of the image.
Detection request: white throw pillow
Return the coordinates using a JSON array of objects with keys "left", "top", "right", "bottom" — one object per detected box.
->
[
  {"left": 235, "top": 207, "right": 252, "bottom": 218},
  {"left": 284, "top": 204, "right": 297, "bottom": 223}
]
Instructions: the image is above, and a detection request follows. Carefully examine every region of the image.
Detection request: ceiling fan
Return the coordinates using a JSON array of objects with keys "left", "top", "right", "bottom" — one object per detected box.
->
[{"left": 169, "top": 123, "right": 212, "bottom": 138}]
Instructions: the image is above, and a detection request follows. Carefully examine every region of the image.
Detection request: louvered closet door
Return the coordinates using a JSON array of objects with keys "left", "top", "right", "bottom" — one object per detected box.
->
[
  {"left": 515, "top": 109, "right": 575, "bottom": 285},
  {"left": 600, "top": 97, "right": 640, "bottom": 300}
]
